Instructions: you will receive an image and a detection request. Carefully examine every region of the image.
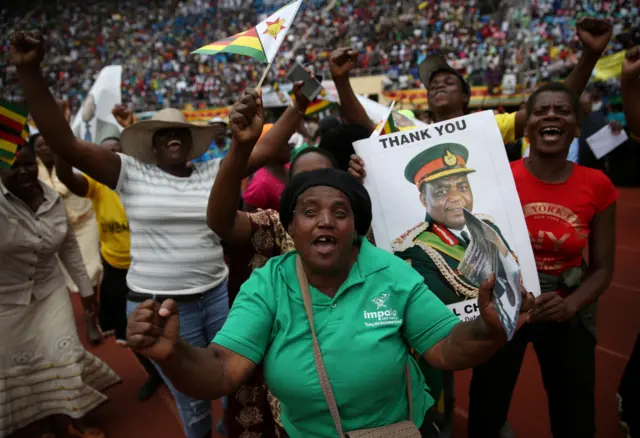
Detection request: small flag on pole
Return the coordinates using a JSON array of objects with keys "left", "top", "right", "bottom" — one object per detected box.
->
[
  {"left": 371, "top": 102, "right": 398, "bottom": 138},
  {"left": 193, "top": 0, "right": 303, "bottom": 64},
  {"left": 289, "top": 88, "right": 339, "bottom": 117},
  {"left": 0, "top": 100, "right": 29, "bottom": 169}
]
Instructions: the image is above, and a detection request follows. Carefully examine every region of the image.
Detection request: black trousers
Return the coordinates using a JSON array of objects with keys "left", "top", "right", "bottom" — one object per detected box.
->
[
  {"left": 98, "top": 258, "right": 129, "bottom": 340},
  {"left": 468, "top": 316, "right": 596, "bottom": 438},
  {"left": 618, "top": 333, "right": 640, "bottom": 437}
]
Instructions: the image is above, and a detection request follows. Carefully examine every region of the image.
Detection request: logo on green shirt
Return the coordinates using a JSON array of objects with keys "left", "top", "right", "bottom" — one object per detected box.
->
[{"left": 364, "top": 293, "right": 402, "bottom": 327}]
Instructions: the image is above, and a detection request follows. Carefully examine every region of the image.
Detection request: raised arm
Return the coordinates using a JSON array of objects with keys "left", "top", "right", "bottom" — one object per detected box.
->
[
  {"left": 54, "top": 154, "right": 89, "bottom": 197},
  {"left": 127, "top": 300, "right": 256, "bottom": 400},
  {"left": 208, "top": 83, "right": 309, "bottom": 244},
  {"left": 207, "top": 91, "right": 265, "bottom": 243},
  {"left": 513, "top": 18, "right": 613, "bottom": 138},
  {"left": 329, "top": 48, "right": 376, "bottom": 134},
  {"left": 244, "top": 82, "right": 310, "bottom": 175},
  {"left": 127, "top": 268, "right": 276, "bottom": 400},
  {"left": 10, "top": 31, "right": 121, "bottom": 189},
  {"left": 621, "top": 46, "right": 640, "bottom": 137}
]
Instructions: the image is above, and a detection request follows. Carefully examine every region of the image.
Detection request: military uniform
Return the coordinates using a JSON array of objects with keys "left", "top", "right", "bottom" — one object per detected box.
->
[
  {"left": 394, "top": 143, "right": 515, "bottom": 437},
  {"left": 393, "top": 215, "right": 512, "bottom": 305}
]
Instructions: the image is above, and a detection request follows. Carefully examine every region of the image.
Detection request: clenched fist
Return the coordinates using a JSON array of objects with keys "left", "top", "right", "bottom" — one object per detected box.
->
[
  {"left": 229, "top": 88, "right": 264, "bottom": 148},
  {"left": 576, "top": 18, "right": 612, "bottom": 54},
  {"left": 112, "top": 104, "right": 135, "bottom": 128},
  {"left": 329, "top": 48, "right": 359, "bottom": 80},
  {"left": 622, "top": 46, "right": 640, "bottom": 81},
  {"left": 10, "top": 31, "right": 45, "bottom": 70},
  {"left": 127, "top": 299, "right": 180, "bottom": 362}
]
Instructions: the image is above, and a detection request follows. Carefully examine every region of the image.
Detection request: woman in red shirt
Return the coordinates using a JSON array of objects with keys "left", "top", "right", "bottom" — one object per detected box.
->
[{"left": 468, "top": 82, "right": 618, "bottom": 438}]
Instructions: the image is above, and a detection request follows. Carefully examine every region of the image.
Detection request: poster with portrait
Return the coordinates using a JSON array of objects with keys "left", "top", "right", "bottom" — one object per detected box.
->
[
  {"left": 353, "top": 111, "right": 539, "bottom": 328},
  {"left": 71, "top": 65, "right": 123, "bottom": 144}
]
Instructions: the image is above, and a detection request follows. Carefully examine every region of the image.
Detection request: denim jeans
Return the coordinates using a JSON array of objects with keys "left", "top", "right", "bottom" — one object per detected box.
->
[{"left": 126, "top": 280, "right": 229, "bottom": 438}]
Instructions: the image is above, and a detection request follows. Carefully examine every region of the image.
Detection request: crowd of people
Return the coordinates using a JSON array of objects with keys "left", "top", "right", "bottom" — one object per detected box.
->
[
  {"left": 1, "top": 1, "right": 640, "bottom": 438},
  {"left": 2, "top": 0, "right": 639, "bottom": 114}
]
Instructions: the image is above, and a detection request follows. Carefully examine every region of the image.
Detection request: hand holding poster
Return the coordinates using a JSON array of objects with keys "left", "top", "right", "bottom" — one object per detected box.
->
[{"left": 353, "top": 111, "right": 539, "bottom": 323}]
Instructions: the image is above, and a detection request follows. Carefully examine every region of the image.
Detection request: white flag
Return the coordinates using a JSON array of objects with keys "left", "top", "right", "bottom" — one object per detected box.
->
[{"left": 255, "top": 0, "right": 303, "bottom": 64}]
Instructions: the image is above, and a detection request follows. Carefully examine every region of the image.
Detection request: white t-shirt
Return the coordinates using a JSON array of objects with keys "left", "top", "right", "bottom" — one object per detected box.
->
[{"left": 116, "top": 154, "right": 228, "bottom": 295}]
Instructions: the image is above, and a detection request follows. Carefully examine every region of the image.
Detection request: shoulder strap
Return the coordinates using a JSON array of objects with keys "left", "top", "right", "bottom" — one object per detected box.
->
[
  {"left": 295, "top": 256, "right": 414, "bottom": 435},
  {"left": 296, "top": 256, "right": 345, "bottom": 437}
]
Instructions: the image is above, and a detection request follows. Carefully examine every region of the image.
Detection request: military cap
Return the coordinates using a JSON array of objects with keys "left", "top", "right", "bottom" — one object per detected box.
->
[{"left": 404, "top": 142, "right": 475, "bottom": 187}]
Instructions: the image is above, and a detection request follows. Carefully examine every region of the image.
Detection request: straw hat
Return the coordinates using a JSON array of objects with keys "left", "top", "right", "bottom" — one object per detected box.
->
[{"left": 119, "top": 108, "right": 217, "bottom": 165}]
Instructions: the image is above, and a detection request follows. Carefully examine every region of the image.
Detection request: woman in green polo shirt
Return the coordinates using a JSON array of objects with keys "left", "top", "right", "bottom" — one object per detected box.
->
[{"left": 127, "top": 166, "right": 532, "bottom": 438}]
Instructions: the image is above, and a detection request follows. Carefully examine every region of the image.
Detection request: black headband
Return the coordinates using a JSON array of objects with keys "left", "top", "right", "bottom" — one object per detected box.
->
[{"left": 279, "top": 168, "right": 372, "bottom": 236}]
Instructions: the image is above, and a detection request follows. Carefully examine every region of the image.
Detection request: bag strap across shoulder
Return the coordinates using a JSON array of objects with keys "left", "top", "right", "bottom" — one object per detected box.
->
[{"left": 295, "top": 256, "right": 414, "bottom": 438}]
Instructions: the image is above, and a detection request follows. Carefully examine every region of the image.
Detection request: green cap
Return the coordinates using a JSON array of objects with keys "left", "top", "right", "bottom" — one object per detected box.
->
[{"left": 404, "top": 142, "right": 475, "bottom": 187}]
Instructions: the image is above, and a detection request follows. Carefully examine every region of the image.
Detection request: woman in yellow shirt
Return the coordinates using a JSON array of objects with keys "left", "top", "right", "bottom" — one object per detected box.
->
[{"left": 55, "top": 134, "right": 163, "bottom": 401}]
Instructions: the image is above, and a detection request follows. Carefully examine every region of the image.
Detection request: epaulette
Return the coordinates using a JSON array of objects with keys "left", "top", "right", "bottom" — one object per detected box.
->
[{"left": 391, "top": 221, "right": 429, "bottom": 253}]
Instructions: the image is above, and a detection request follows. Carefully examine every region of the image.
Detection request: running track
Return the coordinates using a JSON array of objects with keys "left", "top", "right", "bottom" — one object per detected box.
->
[{"left": 12, "top": 189, "right": 639, "bottom": 438}]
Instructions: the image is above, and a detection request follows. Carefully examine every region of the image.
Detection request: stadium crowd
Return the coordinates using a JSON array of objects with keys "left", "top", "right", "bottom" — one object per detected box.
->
[
  {"left": 2, "top": 0, "right": 639, "bottom": 113},
  {"left": 2, "top": 0, "right": 640, "bottom": 435}
]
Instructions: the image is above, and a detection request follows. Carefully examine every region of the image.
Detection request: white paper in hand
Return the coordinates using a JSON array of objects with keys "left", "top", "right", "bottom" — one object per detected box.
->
[{"left": 586, "top": 125, "right": 628, "bottom": 160}]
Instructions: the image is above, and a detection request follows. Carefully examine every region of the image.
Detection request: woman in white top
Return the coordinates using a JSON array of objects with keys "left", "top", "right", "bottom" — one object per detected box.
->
[{"left": 10, "top": 31, "right": 284, "bottom": 438}]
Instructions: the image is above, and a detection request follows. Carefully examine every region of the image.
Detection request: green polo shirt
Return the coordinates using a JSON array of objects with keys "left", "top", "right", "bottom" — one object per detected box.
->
[{"left": 213, "top": 238, "right": 459, "bottom": 437}]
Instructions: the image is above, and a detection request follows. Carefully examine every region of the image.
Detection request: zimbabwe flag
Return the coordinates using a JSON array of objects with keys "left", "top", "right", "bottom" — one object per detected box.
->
[{"left": 0, "top": 100, "right": 29, "bottom": 169}]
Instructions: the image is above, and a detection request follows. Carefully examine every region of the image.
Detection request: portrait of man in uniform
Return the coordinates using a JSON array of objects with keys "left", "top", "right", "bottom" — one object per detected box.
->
[
  {"left": 392, "top": 142, "right": 517, "bottom": 306},
  {"left": 391, "top": 142, "right": 519, "bottom": 437}
]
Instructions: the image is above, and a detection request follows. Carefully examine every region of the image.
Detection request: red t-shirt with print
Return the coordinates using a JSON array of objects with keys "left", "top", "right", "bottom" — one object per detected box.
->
[{"left": 511, "top": 159, "right": 618, "bottom": 276}]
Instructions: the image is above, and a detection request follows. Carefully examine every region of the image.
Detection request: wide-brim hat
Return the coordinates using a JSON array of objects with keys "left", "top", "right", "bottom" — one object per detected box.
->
[
  {"left": 418, "top": 56, "right": 471, "bottom": 96},
  {"left": 120, "top": 108, "right": 216, "bottom": 165}
]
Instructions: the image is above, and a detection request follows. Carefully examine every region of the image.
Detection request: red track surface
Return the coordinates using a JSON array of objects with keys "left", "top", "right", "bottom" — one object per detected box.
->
[{"left": 11, "top": 189, "right": 638, "bottom": 438}]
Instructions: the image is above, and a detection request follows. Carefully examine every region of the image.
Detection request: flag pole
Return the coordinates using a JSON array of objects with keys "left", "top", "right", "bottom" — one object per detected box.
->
[{"left": 256, "top": 62, "right": 273, "bottom": 90}]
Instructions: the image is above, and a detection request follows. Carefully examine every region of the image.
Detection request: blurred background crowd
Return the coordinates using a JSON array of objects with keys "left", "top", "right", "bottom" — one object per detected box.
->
[{"left": 2, "top": 0, "right": 639, "bottom": 113}]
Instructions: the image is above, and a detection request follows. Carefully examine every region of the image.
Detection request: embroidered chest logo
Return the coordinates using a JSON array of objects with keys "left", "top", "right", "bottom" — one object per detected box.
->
[
  {"left": 364, "top": 293, "right": 402, "bottom": 327},
  {"left": 371, "top": 293, "right": 390, "bottom": 309}
]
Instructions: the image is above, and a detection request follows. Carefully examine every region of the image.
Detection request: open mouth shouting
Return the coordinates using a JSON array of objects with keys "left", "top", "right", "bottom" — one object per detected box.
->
[
  {"left": 312, "top": 234, "right": 337, "bottom": 256},
  {"left": 167, "top": 139, "right": 182, "bottom": 154},
  {"left": 539, "top": 126, "right": 564, "bottom": 142}
]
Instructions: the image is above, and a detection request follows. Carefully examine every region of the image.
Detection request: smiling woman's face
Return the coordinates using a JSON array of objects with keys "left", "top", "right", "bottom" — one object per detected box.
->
[
  {"left": 289, "top": 186, "right": 356, "bottom": 274},
  {"left": 152, "top": 128, "right": 193, "bottom": 166},
  {"left": 526, "top": 91, "right": 580, "bottom": 157}
]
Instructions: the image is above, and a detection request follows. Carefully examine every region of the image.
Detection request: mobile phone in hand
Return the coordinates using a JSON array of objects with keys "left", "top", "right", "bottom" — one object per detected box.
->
[{"left": 287, "top": 62, "right": 323, "bottom": 101}]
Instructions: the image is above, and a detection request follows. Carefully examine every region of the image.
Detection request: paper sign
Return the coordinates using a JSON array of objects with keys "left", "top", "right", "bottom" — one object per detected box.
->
[
  {"left": 586, "top": 124, "right": 628, "bottom": 159},
  {"left": 353, "top": 111, "right": 539, "bottom": 322}
]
